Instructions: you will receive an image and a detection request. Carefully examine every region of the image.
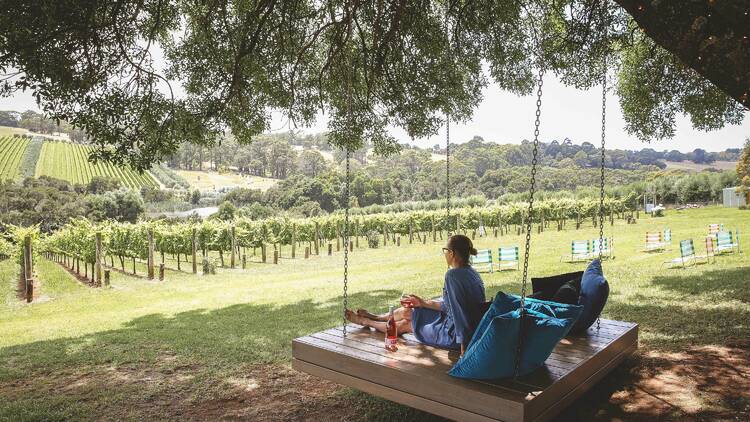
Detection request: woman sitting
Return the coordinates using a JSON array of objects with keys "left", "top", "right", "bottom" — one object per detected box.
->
[{"left": 345, "top": 234, "right": 486, "bottom": 355}]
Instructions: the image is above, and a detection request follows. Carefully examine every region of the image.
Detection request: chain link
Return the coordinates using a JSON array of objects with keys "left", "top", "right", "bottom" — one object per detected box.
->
[
  {"left": 514, "top": 68, "right": 544, "bottom": 379},
  {"left": 446, "top": 115, "right": 451, "bottom": 237},
  {"left": 596, "top": 0, "right": 609, "bottom": 331},
  {"left": 342, "top": 149, "right": 350, "bottom": 336}
]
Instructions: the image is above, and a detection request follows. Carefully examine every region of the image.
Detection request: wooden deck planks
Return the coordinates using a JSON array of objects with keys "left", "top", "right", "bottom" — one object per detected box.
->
[{"left": 292, "top": 318, "right": 638, "bottom": 422}]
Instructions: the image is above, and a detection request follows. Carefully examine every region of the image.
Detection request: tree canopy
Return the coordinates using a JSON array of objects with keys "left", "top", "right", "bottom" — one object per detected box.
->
[{"left": 1, "top": 0, "right": 747, "bottom": 169}]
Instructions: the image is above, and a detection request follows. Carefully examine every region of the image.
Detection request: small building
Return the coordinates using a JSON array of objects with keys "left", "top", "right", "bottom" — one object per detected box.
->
[{"left": 722, "top": 187, "right": 747, "bottom": 208}]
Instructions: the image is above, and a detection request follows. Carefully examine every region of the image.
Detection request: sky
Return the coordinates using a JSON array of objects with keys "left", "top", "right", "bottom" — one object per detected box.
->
[{"left": 2, "top": 74, "right": 748, "bottom": 154}]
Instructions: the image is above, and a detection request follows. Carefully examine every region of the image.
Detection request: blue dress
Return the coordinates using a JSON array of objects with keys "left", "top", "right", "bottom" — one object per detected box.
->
[{"left": 411, "top": 267, "right": 486, "bottom": 350}]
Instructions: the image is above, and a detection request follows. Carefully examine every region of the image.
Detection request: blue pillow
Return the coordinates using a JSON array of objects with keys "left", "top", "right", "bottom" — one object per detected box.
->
[
  {"left": 571, "top": 259, "right": 609, "bottom": 334},
  {"left": 467, "top": 292, "right": 583, "bottom": 346},
  {"left": 448, "top": 307, "right": 575, "bottom": 379}
]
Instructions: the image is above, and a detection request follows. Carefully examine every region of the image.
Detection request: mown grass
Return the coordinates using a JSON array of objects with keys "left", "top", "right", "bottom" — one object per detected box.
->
[
  {"left": 0, "top": 206, "right": 748, "bottom": 421},
  {"left": 175, "top": 169, "right": 279, "bottom": 192}
]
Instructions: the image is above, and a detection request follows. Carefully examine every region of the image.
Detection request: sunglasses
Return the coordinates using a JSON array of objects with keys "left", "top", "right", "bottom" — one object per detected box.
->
[{"left": 441, "top": 247, "right": 453, "bottom": 254}]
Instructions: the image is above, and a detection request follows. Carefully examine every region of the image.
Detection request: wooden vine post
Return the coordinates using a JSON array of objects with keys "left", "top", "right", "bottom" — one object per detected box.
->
[
  {"left": 95, "top": 232, "right": 103, "bottom": 287},
  {"left": 314, "top": 222, "right": 320, "bottom": 255},
  {"left": 147, "top": 228, "right": 155, "bottom": 280},
  {"left": 354, "top": 219, "right": 359, "bottom": 248},
  {"left": 336, "top": 223, "right": 341, "bottom": 252},
  {"left": 382, "top": 224, "right": 388, "bottom": 247},
  {"left": 230, "top": 226, "right": 236, "bottom": 269},
  {"left": 291, "top": 224, "right": 296, "bottom": 259},
  {"left": 192, "top": 228, "right": 198, "bottom": 274},
  {"left": 22, "top": 235, "right": 33, "bottom": 303}
]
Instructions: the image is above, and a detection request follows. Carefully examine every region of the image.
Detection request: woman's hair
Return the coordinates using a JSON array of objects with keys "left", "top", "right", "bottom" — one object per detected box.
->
[{"left": 447, "top": 234, "right": 477, "bottom": 265}]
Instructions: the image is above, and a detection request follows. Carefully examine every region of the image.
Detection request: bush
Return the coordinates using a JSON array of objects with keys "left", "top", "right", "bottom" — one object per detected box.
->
[
  {"left": 202, "top": 257, "right": 217, "bottom": 275},
  {"left": 366, "top": 230, "right": 380, "bottom": 248}
]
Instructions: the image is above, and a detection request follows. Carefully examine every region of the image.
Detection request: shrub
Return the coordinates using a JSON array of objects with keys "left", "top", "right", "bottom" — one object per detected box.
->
[{"left": 366, "top": 230, "right": 380, "bottom": 248}]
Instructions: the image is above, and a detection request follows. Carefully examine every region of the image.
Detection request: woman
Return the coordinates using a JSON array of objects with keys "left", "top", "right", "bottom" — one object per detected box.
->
[{"left": 345, "top": 234, "right": 486, "bottom": 355}]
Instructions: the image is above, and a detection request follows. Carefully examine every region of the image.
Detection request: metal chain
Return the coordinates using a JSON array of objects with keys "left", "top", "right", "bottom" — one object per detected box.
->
[
  {"left": 521, "top": 70, "right": 543, "bottom": 309},
  {"left": 597, "top": 71, "right": 607, "bottom": 260},
  {"left": 343, "top": 149, "right": 351, "bottom": 336},
  {"left": 596, "top": 0, "right": 609, "bottom": 331},
  {"left": 446, "top": 115, "right": 451, "bottom": 237},
  {"left": 514, "top": 68, "right": 544, "bottom": 379}
]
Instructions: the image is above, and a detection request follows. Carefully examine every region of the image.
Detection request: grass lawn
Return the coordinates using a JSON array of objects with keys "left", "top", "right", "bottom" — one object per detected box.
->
[
  {"left": 1, "top": 207, "right": 748, "bottom": 421},
  {"left": 175, "top": 170, "right": 279, "bottom": 192},
  {"left": 0, "top": 126, "right": 29, "bottom": 137}
]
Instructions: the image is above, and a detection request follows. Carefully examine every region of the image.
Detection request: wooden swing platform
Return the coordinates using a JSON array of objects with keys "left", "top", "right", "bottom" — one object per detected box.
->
[{"left": 292, "top": 319, "right": 638, "bottom": 422}]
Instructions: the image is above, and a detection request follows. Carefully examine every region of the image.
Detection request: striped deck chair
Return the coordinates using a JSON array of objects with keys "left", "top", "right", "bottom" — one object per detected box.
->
[
  {"left": 470, "top": 249, "right": 493, "bottom": 273},
  {"left": 708, "top": 224, "right": 723, "bottom": 235},
  {"left": 715, "top": 231, "right": 739, "bottom": 254},
  {"left": 644, "top": 231, "right": 665, "bottom": 252},
  {"left": 663, "top": 229, "right": 672, "bottom": 249},
  {"left": 496, "top": 246, "right": 519, "bottom": 271},
  {"left": 562, "top": 240, "right": 591, "bottom": 262},
  {"left": 663, "top": 239, "right": 697, "bottom": 268},
  {"left": 695, "top": 235, "right": 716, "bottom": 264},
  {"left": 591, "top": 238, "right": 614, "bottom": 259}
]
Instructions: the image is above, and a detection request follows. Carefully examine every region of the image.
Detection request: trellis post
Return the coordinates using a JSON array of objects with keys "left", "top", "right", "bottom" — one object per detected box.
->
[
  {"left": 95, "top": 232, "right": 103, "bottom": 287},
  {"left": 147, "top": 228, "right": 155, "bottom": 280}
]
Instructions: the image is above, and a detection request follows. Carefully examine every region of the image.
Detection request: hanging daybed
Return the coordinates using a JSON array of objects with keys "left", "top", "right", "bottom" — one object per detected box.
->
[{"left": 293, "top": 1, "right": 637, "bottom": 419}]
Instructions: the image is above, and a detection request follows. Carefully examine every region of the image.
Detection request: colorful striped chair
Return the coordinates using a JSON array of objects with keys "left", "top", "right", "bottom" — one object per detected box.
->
[
  {"left": 496, "top": 246, "right": 520, "bottom": 271},
  {"left": 470, "top": 249, "right": 494, "bottom": 273}
]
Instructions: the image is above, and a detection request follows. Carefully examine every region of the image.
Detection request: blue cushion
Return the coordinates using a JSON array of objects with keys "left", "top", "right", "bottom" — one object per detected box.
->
[
  {"left": 449, "top": 293, "right": 581, "bottom": 380},
  {"left": 468, "top": 292, "right": 583, "bottom": 345},
  {"left": 449, "top": 308, "right": 574, "bottom": 379},
  {"left": 571, "top": 259, "right": 609, "bottom": 334}
]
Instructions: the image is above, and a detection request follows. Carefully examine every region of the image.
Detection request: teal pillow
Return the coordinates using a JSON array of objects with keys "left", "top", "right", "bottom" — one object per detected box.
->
[
  {"left": 467, "top": 292, "right": 583, "bottom": 346},
  {"left": 449, "top": 307, "right": 575, "bottom": 379},
  {"left": 571, "top": 259, "right": 609, "bottom": 334}
]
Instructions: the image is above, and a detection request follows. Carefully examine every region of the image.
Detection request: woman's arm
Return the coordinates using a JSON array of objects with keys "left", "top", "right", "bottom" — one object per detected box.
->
[{"left": 404, "top": 295, "right": 442, "bottom": 311}]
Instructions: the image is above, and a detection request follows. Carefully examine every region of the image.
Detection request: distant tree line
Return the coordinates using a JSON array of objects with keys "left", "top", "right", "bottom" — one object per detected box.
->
[
  {"left": 0, "top": 176, "right": 144, "bottom": 232},
  {"left": 0, "top": 110, "right": 87, "bottom": 142}
]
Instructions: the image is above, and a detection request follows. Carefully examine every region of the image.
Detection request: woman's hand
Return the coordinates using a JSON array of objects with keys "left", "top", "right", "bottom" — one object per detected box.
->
[{"left": 403, "top": 294, "right": 425, "bottom": 308}]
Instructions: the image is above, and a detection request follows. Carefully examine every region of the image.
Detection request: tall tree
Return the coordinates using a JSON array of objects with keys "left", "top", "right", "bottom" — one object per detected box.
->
[
  {"left": 737, "top": 138, "right": 750, "bottom": 194},
  {"left": 0, "top": 1, "right": 746, "bottom": 170}
]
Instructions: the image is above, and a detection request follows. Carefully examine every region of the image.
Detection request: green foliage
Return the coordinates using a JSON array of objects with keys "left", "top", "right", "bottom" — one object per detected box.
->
[
  {"left": 2, "top": 2, "right": 744, "bottom": 169},
  {"left": 85, "top": 189, "right": 145, "bottom": 223},
  {"left": 17, "top": 137, "right": 43, "bottom": 179},
  {"left": 0, "top": 178, "right": 87, "bottom": 232},
  {"left": 366, "top": 230, "right": 380, "bottom": 249},
  {"left": 44, "top": 197, "right": 630, "bottom": 262},
  {"left": 86, "top": 176, "right": 121, "bottom": 194},
  {"left": 149, "top": 163, "right": 190, "bottom": 189},
  {"left": 737, "top": 138, "right": 750, "bottom": 193},
  {"left": 0, "top": 136, "right": 29, "bottom": 180}
]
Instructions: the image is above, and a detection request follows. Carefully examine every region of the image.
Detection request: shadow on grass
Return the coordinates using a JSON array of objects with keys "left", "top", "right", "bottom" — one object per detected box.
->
[
  {"left": 650, "top": 264, "right": 750, "bottom": 303},
  {"left": 0, "top": 288, "right": 443, "bottom": 420},
  {"left": 3, "top": 266, "right": 749, "bottom": 421}
]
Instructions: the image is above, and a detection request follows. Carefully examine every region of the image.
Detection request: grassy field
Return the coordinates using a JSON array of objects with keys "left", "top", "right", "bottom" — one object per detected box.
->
[
  {"left": 0, "top": 207, "right": 748, "bottom": 421},
  {"left": 175, "top": 169, "right": 279, "bottom": 191},
  {"left": 0, "top": 126, "right": 29, "bottom": 137},
  {"left": 0, "top": 136, "right": 29, "bottom": 180},
  {"left": 34, "top": 140, "right": 159, "bottom": 189},
  {"left": 664, "top": 160, "right": 737, "bottom": 172}
]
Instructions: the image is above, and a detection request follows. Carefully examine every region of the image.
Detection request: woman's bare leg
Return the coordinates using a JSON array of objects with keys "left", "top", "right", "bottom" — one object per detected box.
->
[
  {"left": 356, "top": 306, "right": 412, "bottom": 322},
  {"left": 345, "top": 310, "right": 413, "bottom": 335}
]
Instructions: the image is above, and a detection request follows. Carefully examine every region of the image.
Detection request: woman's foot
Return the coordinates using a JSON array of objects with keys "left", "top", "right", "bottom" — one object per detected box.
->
[
  {"left": 345, "top": 309, "right": 370, "bottom": 327},
  {"left": 356, "top": 308, "right": 387, "bottom": 321}
]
